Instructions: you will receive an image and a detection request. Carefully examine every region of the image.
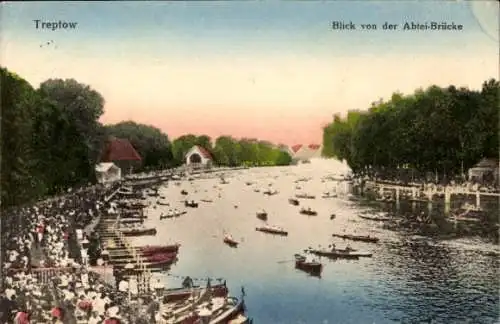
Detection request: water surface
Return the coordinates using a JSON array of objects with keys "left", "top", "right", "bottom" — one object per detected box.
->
[{"left": 130, "top": 160, "right": 499, "bottom": 324}]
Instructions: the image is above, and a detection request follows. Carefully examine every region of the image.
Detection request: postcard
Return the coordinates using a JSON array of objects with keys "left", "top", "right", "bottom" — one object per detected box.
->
[{"left": 1, "top": 1, "right": 498, "bottom": 323}]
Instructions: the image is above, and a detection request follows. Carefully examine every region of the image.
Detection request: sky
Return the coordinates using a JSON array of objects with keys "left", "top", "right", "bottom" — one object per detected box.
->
[{"left": 1, "top": 1, "right": 498, "bottom": 146}]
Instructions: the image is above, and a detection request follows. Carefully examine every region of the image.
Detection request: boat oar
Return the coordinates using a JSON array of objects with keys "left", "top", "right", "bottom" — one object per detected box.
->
[{"left": 277, "top": 259, "right": 295, "bottom": 264}]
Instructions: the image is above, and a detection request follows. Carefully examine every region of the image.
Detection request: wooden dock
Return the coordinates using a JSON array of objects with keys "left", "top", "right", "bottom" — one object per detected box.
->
[{"left": 362, "top": 181, "right": 500, "bottom": 214}]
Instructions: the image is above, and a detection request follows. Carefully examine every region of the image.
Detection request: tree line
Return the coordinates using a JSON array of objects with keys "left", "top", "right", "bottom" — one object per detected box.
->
[
  {"left": 1, "top": 68, "right": 291, "bottom": 207},
  {"left": 322, "top": 79, "right": 499, "bottom": 181}
]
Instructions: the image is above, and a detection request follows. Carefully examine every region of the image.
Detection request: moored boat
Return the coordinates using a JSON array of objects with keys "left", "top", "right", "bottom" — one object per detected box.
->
[
  {"left": 294, "top": 254, "right": 322, "bottom": 276},
  {"left": 141, "top": 244, "right": 181, "bottom": 255},
  {"left": 163, "top": 282, "right": 229, "bottom": 303},
  {"left": 121, "top": 227, "right": 157, "bottom": 236},
  {"left": 157, "top": 200, "right": 170, "bottom": 206},
  {"left": 146, "top": 252, "right": 178, "bottom": 263},
  {"left": 358, "top": 214, "right": 391, "bottom": 222},
  {"left": 255, "top": 224, "right": 288, "bottom": 236},
  {"left": 209, "top": 296, "right": 246, "bottom": 324},
  {"left": 331, "top": 233, "right": 380, "bottom": 243}
]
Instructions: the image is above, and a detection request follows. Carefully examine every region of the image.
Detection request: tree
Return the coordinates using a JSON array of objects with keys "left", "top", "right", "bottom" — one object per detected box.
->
[
  {"left": 322, "top": 79, "right": 499, "bottom": 181},
  {"left": 105, "top": 121, "right": 174, "bottom": 169}
]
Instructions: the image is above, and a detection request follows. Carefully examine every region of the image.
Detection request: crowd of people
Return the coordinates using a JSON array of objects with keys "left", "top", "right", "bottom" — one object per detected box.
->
[{"left": 0, "top": 185, "right": 153, "bottom": 324}]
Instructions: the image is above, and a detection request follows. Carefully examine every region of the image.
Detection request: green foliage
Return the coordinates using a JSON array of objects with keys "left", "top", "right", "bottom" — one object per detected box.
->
[
  {"left": 212, "top": 136, "right": 292, "bottom": 167},
  {"left": 322, "top": 79, "right": 500, "bottom": 178},
  {"left": 171, "top": 134, "right": 213, "bottom": 166},
  {"left": 1, "top": 69, "right": 107, "bottom": 207},
  {"left": 105, "top": 121, "right": 173, "bottom": 170}
]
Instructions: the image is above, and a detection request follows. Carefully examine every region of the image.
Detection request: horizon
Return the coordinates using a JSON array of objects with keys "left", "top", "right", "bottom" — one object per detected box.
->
[{"left": 2, "top": 1, "right": 498, "bottom": 146}]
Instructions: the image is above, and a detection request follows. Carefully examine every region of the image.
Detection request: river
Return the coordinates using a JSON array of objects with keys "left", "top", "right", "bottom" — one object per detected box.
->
[{"left": 129, "top": 159, "right": 499, "bottom": 324}]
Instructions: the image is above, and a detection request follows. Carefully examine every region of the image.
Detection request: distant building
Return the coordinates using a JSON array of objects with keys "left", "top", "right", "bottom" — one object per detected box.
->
[
  {"left": 468, "top": 158, "right": 499, "bottom": 184},
  {"left": 185, "top": 145, "right": 213, "bottom": 168},
  {"left": 100, "top": 138, "right": 142, "bottom": 175},
  {"left": 95, "top": 162, "right": 121, "bottom": 184},
  {"left": 293, "top": 144, "right": 322, "bottom": 162}
]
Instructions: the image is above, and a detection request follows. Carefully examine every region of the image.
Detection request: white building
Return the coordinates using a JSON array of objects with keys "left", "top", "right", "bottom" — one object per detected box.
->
[
  {"left": 95, "top": 162, "right": 122, "bottom": 184},
  {"left": 185, "top": 145, "right": 213, "bottom": 167}
]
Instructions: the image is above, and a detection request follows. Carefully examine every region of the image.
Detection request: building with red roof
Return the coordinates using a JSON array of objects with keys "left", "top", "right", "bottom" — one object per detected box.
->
[
  {"left": 100, "top": 137, "right": 142, "bottom": 174},
  {"left": 292, "top": 143, "right": 322, "bottom": 161},
  {"left": 185, "top": 145, "right": 213, "bottom": 168}
]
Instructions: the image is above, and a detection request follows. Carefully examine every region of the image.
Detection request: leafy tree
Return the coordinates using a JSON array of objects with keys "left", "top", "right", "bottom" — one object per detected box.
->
[
  {"left": 105, "top": 121, "right": 173, "bottom": 169},
  {"left": 322, "top": 79, "right": 499, "bottom": 181}
]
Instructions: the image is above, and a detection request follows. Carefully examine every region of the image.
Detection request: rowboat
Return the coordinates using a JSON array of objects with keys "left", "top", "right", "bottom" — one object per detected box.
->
[
  {"left": 299, "top": 208, "right": 317, "bottom": 216},
  {"left": 358, "top": 214, "right": 391, "bottom": 222},
  {"left": 308, "top": 248, "right": 372, "bottom": 258},
  {"left": 294, "top": 254, "right": 322, "bottom": 276},
  {"left": 223, "top": 234, "right": 239, "bottom": 248},
  {"left": 322, "top": 192, "right": 337, "bottom": 198},
  {"left": 209, "top": 296, "right": 246, "bottom": 324},
  {"left": 201, "top": 199, "right": 213, "bottom": 203},
  {"left": 255, "top": 224, "right": 288, "bottom": 236},
  {"left": 120, "top": 227, "right": 157, "bottom": 236},
  {"left": 296, "top": 193, "right": 315, "bottom": 199},
  {"left": 263, "top": 189, "right": 278, "bottom": 196},
  {"left": 288, "top": 198, "right": 300, "bottom": 206},
  {"left": 157, "top": 200, "right": 170, "bottom": 206},
  {"left": 118, "top": 218, "right": 144, "bottom": 225},
  {"left": 163, "top": 282, "right": 228, "bottom": 303},
  {"left": 160, "top": 211, "right": 187, "bottom": 220},
  {"left": 331, "top": 233, "right": 380, "bottom": 243},
  {"left": 146, "top": 252, "right": 178, "bottom": 263},
  {"left": 141, "top": 244, "right": 181, "bottom": 255},
  {"left": 181, "top": 190, "right": 188, "bottom": 195},
  {"left": 256, "top": 211, "right": 268, "bottom": 221},
  {"left": 185, "top": 200, "right": 199, "bottom": 208}
]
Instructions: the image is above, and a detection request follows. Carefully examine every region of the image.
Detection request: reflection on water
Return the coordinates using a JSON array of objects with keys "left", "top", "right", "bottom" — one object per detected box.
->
[{"left": 131, "top": 160, "right": 499, "bottom": 323}]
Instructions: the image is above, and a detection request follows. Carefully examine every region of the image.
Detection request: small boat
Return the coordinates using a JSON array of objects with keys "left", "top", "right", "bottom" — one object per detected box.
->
[
  {"left": 157, "top": 200, "right": 170, "bottom": 206},
  {"left": 159, "top": 211, "right": 187, "bottom": 219},
  {"left": 308, "top": 248, "right": 372, "bottom": 258},
  {"left": 299, "top": 208, "right": 317, "bottom": 216},
  {"left": 253, "top": 188, "right": 260, "bottom": 193},
  {"left": 163, "top": 282, "right": 228, "bottom": 303},
  {"left": 332, "top": 233, "right": 379, "bottom": 243},
  {"left": 295, "top": 193, "right": 315, "bottom": 199},
  {"left": 147, "top": 192, "right": 160, "bottom": 197},
  {"left": 223, "top": 234, "right": 239, "bottom": 247},
  {"left": 263, "top": 189, "right": 278, "bottom": 196},
  {"left": 322, "top": 192, "right": 337, "bottom": 199},
  {"left": 201, "top": 198, "right": 213, "bottom": 203},
  {"left": 330, "top": 214, "right": 336, "bottom": 220},
  {"left": 209, "top": 296, "right": 246, "bottom": 324},
  {"left": 288, "top": 198, "right": 300, "bottom": 206},
  {"left": 120, "top": 227, "right": 157, "bottom": 236},
  {"left": 181, "top": 190, "right": 188, "bottom": 195},
  {"left": 146, "top": 252, "right": 178, "bottom": 263},
  {"left": 358, "top": 214, "right": 391, "bottom": 222},
  {"left": 256, "top": 211, "right": 268, "bottom": 221},
  {"left": 294, "top": 254, "right": 322, "bottom": 276},
  {"left": 141, "top": 244, "right": 181, "bottom": 255},
  {"left": 184, "top": 200, "right": 199, "bottom": 208},
  {"left": 245, "top": 181, "right": 253, "bottom": 186},
  {"left": 118, "top": 218, "right": 144, "bottom": 225},
  {"left": 255, "top": 224, "right": 288, "bottom": 236}
]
